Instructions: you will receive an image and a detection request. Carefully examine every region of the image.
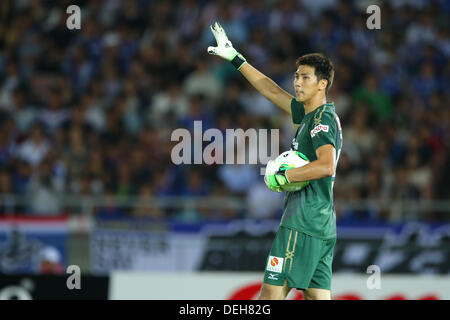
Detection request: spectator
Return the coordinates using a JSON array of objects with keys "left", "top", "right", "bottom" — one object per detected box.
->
[
  {"left": 15, "top": 124, "right": 50, "bottom": 168},
  {"left": 96, "top": 186, "right": 126, "bottom": 219},
  {"left": 0, "top": 125, "right": 15, "bottom": 167},
  {"left": 0, "top": 0, "right": 447, "bottom": 223},
  {"left": 149, "top": 81, "right": 188, "bottom": 125},
  {"left": 38, "top": 88, "right": 70, "bottom": 133},
  {"left": 63, "top": 125, "right": 88, "bottom": 181},
  {"left": 0, "top": 169, "right": 14, "bottom": 214},
  {"left": 218, "top": 163, "right": 258, "bottom": 195},
  {"left": 10, "top": 88, "right": 36, "bottom": 133},
  {"left": 26, "top": 159, "right": 62, "bottom": 215},
  {"left": 12, "top": 161, "right": 32, "bottom": 195},
  {"left": 183, "top": 60, "right": 222, "bottom": 101},
  {"left": 343, "top": 106, "right": 376, "bottom": 164},
  {"left": 352, "top": 74, "right": 392, "bottom": 123},
  {"left": 38, "top": 246, "right": 64, "bottom": 275},
  {"left": 132, "top": 183, "right": 164, "bottom": 219}
]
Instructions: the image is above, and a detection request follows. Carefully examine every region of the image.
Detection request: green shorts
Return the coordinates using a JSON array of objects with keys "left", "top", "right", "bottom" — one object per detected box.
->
[{"left": 263, "top": 226, "right": 336, "bottom": 291}]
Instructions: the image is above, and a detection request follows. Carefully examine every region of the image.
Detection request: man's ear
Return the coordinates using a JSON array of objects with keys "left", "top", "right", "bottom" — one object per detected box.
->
[{"left": 318, "top": 79, "right": 328, "bottom": 91}]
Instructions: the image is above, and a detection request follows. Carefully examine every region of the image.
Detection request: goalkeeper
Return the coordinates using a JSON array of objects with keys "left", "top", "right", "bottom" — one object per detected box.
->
[{"left": 208, "top": 23, "right": 342, "bottom": 300}]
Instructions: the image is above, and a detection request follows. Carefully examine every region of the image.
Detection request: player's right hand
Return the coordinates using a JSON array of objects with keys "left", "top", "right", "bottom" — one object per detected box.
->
[
  {"left": 264, "top": 160, "right": 283, "bottom": 193},
  {"left": 207, "top": 22, "right": 246, "bottom": 63}
]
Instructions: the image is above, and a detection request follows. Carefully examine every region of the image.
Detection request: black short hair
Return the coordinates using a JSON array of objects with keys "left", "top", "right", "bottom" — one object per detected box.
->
[{"left": 295, "top": 53, "right": 335, "bottom": 95}]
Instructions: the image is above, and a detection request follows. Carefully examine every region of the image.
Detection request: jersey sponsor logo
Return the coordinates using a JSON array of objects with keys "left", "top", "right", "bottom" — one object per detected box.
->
[
  {"left": 310, "top": 124, "right": 329, "bottom": 137},
  {"left": 266, "top": 256, "right": 284, "bottom": 273}
]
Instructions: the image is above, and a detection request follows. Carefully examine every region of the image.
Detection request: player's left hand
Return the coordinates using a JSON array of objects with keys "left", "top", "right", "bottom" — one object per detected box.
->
[
  {"left": 267, "top": 170, "right": 290, "bottom": 189},
  {"left": 264, "top": 160, "right": 290, "bottom": 192}
]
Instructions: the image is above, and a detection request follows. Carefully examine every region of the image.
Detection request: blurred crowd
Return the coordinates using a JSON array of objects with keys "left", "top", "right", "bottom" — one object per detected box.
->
[{"left": 0, "top": 0, "right": 448, "bottom": 222}]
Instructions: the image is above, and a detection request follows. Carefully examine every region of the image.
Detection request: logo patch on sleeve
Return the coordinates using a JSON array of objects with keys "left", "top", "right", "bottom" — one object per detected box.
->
[
  {"left": 266, "top": 256, "right": 284, "bottom": 273},
  {"left": 310, "top": 124, "right": 329, "bottom": 137}
]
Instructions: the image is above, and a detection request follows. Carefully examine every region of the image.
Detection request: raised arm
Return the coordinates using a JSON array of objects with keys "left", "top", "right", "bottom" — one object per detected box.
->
[
  {"left": 207, "top": 22, "right": 293, "bottom": 114},
  {"left": 238, "top": 63, "right": 294, "bottom": 114}
]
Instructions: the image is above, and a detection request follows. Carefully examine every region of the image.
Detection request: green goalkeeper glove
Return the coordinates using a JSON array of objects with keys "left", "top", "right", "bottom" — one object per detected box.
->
[
  {"left": 264, "top": 160, "right": 290, "bottom": 192},
  {"left": 207, "top": 22, "right": 247, "bottom": 70},
  {"left": 266, "top": 169, "right": 291, "bottom": 190}
]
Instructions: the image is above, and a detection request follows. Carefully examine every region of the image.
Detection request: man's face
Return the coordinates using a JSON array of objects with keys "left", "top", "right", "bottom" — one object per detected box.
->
[{"left": 294, "top": 65, "right": 322, "bottom": 102}]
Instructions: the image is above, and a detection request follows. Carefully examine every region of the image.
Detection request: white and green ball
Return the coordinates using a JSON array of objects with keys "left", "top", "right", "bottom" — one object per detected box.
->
[{"left": 274, "top": 150, "right": 310, "bottom": 192}]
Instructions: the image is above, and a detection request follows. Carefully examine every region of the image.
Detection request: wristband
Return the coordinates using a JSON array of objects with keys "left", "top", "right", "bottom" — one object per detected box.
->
[{"left": 230, "top": 53, "right": 247, "bottom": 70}]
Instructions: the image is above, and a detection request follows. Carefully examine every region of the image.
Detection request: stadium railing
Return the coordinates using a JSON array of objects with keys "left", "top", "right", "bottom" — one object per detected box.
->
[{"left": 0, "top": 194, "right": 448, "bottom": 222}]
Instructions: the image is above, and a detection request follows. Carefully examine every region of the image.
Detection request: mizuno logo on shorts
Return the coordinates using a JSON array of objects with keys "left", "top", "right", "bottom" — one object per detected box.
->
[{"left": 268, "top": 273, "right": 278, "bottom": 280}]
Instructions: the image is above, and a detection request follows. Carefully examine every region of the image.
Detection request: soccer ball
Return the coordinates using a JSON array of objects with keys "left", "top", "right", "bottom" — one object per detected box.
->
[{"left": 273, "top": 150, "right": 310, "bottom": 192}]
